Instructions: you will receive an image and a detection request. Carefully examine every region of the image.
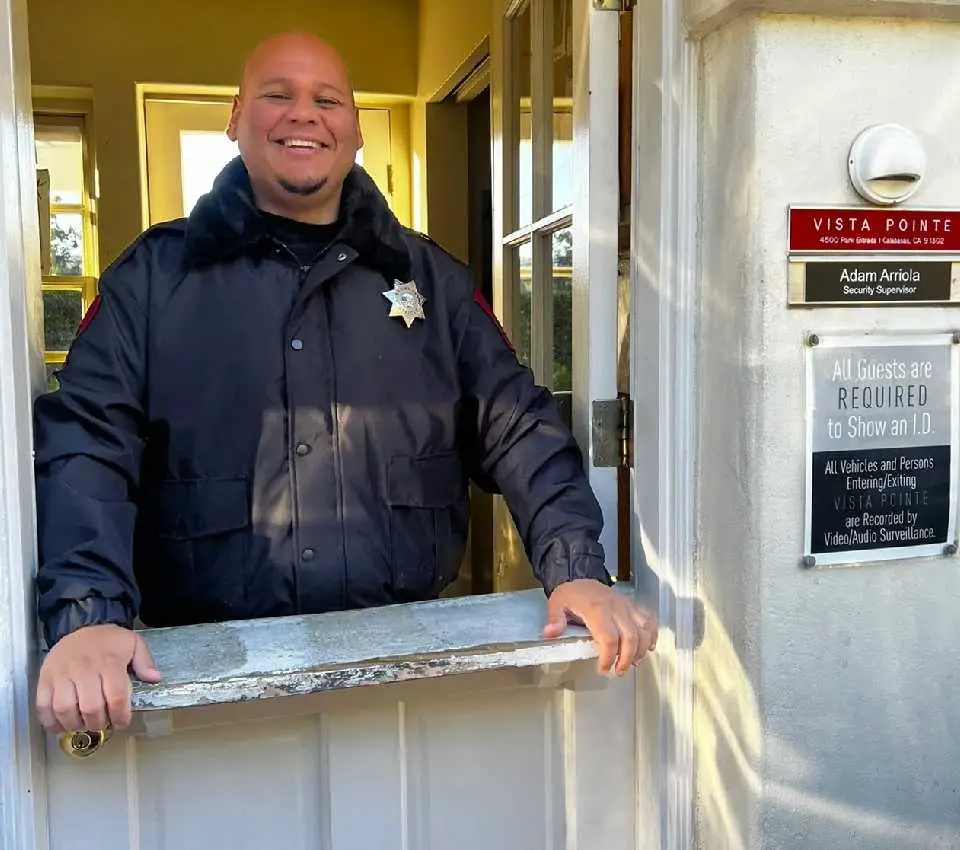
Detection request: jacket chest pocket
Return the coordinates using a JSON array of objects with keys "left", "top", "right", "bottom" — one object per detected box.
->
[{"left": 387, "top": 452, "right": 468, "bottom": 601}]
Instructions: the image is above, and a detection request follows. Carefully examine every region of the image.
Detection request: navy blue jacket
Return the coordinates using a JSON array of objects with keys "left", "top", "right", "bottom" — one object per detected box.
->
[{"left": 33, "top": 158, "right": 610, "bottom": 646}]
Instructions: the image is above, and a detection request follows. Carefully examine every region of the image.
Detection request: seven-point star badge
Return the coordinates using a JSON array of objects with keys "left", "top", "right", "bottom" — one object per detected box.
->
[{"left": 382, "top": 280, "right": 426, "bottom": 328}]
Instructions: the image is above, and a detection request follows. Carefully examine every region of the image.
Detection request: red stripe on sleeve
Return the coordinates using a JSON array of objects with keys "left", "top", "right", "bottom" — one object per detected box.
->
[
  {"left": 472, "top": 290, "right": 516, "bottom": 354},
  {"left": 76, "top": 295, "right": 101, "bottom": 335}
]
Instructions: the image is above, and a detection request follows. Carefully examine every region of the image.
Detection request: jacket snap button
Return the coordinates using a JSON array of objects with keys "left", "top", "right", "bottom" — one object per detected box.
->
[
  {"left": 295, "top": 443, "right": 311, "bottom": 457},
  {"left": 301, "top": 548, "right": 316, "bottom": 562},
  {"left": 290, "top": 338, "right": 304, "bottom": 351}
]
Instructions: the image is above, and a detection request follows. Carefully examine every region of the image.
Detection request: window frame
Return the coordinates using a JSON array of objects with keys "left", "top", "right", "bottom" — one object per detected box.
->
[
  {"left": 33, "top": 91, "right": 100, "bottom": 279},
  {"left": 500, "top": 0, "right": 575, "bottom": 390},
  {"left": 40, "top": 276, "right": 98, "bottom": 388},
  {"left": 33, "top": 90, "right": 100, "bottom": 387}
]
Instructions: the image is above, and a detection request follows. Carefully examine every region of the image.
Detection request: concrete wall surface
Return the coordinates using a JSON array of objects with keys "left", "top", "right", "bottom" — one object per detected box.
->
[{"left": 696, "top": 12, "right": 960, "bottom": 850}]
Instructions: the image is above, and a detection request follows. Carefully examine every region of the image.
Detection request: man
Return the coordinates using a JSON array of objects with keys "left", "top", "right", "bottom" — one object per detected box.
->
[{"left": 33, "top": 32, "right": 657, "bottom": 735}]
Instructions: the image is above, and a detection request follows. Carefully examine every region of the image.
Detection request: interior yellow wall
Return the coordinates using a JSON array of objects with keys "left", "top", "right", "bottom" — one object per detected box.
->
[
  {"left": 424, "top": 102, "right": 470, "bottom": 261},
  {"left": 418, "top": 0, "right": 491, "bottom": 100},
  {"left": 28, "top": 0, "right": 418, "bottom": 266},
  {"left": 413, "top": 0, "right": 492, "bottom": 233}
]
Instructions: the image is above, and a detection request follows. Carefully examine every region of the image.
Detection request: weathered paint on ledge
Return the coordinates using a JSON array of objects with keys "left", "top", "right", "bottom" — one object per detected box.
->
[{"left": 131, "top": 589, "right": 605, "bottom": 711}]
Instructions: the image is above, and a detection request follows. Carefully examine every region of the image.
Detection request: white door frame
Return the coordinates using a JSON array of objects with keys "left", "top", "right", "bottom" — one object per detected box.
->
[
  {"left": 491, "top": 3, "right": 699, "bottom": 847},
  {"left": 630, "top": 1, "right": 698, "bottom": 848},
  {"left": 0, "top": 0, "right": 52, "bottom": 848},
  {"left": 570, "top": 0, "right": 620, "bottom": 562}
]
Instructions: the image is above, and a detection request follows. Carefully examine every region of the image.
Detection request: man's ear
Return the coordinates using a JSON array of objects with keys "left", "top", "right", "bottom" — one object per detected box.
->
[
  {"left": 226, "top": 95, "right": 241, "bottom": 142},
  {"left": 355, "top": 107, "right": 364, "bottom": 151}
]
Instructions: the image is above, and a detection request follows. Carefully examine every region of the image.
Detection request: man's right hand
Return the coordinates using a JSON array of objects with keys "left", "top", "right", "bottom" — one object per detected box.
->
[{"left": 36, "top": 624, "right": 162, "bottom": 733}]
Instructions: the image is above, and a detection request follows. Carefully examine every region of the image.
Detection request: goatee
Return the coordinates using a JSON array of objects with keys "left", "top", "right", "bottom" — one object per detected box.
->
[{"left": 278, "top": 177, "right": 328, "bottom": 196}]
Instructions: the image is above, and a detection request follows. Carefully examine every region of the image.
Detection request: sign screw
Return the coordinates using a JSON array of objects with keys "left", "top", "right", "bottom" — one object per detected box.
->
[
  {"left": 944, "top": 542, "right": 958, "bottom": 557},
  {"left": 801, "top": 555, "right": 817, "bottom": 568},
  {"left": 807, "top": 334, "right": 820, "bottom": 347}
]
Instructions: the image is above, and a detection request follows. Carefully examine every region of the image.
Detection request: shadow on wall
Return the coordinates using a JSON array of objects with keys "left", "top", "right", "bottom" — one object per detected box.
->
[{"left": 694, "top": 578, "right": 960, "bottom": 850}]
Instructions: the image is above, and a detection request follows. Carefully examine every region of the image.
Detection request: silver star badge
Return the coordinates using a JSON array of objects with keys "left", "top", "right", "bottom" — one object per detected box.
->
[{"left": 382, "top": 280, "right": 426, "bottom": 328}]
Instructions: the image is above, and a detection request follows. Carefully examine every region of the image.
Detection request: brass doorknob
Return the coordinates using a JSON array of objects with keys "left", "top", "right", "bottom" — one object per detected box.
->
[{"left": 58, "top": 728, "right": 112, "bottom": 759}]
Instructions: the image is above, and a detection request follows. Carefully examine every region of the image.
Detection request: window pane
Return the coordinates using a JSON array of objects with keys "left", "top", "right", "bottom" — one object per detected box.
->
[
  {"left": 552, "top": 0, "right": 574, "bottom": 213},
  {"left": 43, "top": 289, "right": 84, "bottom": 351},
  {"left": 552, "top": 111, "right": 574, "bottom": 212},
  {"left": 551, "top": 228, "right": 573, "bottom": 393},
  {"left": 517, "top": 240, "right": 533, "bottom": 369},
  {"left": 553, "top": 112, "right": 575, "bottom": 212},
  {"left": 180, "top": 131, "right": 240, "bottom": 216},
  {"left": 35, "top": 121, "right": 84, "bottom": 206},
  {"left": 519, "top": 111, "right": 532, "bottom": 229},
  {"left": 514, "top": 1, "right": 574, "bottom": 226},
  {"left": 514, "top": 2, "right": 532, "bottom": 229},
  {"left": 50, "top": 212, "right": 83, "bottom": 276},
  {"left": 45, "top": 362, "right": 62, "bottom": 392}
]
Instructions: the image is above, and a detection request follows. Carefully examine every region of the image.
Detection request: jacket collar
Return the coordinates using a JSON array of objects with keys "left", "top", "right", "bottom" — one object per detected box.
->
[{"left": 183, "top": 157, "right": 413, "bottom": 281}]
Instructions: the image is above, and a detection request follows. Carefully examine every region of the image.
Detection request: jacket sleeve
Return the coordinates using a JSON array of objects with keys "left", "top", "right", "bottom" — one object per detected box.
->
[
  {"left": 454, "top": 289, "right": 612, "bottom": 595},
  {"left": 34, "top": 263, "right": 149, "bottom": 647}
]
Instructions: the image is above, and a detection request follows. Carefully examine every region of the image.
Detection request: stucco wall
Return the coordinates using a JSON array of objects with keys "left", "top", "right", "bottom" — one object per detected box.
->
[
  {"left": 697, "top": 12, "right": 960, "bottom": 849},
  {"left": 696, "top": 13, "right": 763, "bottom": 850}
]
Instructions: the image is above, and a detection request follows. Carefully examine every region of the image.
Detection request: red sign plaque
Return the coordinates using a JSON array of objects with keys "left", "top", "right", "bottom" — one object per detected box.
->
[{"left": 789, "top": 207, "right": 960, "bottom": 254}]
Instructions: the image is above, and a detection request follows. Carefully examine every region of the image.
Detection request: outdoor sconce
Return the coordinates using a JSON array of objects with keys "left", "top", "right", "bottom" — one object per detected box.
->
[{"left": 848, "top": 123, "right": 926, "bottom": 206}]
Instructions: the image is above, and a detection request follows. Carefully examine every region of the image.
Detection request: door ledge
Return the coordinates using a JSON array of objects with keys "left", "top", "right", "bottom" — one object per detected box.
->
[{"left": 127, "top": 588, "right": 639, "bottom": 712}]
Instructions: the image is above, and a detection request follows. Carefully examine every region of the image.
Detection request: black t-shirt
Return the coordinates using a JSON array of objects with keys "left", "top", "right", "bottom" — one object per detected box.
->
[{"left": 260, "top": 210, "right": 342, "bottom": 267}]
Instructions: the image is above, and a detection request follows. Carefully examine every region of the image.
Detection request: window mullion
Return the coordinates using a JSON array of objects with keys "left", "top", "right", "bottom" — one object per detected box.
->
[
  {"left": 503, "top": 207, "right": 572, "bottom": 247},
  {"left": 531, "top": 0, "right": 553, "bottom": 224},
  {"left": 500, "top": 5, "right": 523, "bottom": 344},
  {"left": 531, "top": 230, "right": 554, "bottom": 385},
  {"left": 530, "top": 0, "right": 555, "bottom": 386}
]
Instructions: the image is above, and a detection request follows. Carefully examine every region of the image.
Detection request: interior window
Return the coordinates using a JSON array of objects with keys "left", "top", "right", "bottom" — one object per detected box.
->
[
  {"left": 179, "top": 129, "right": 239, "bottom": 215},
  {"left": 507, "top": 0, "right": 575, "bottom": 398},
  {"left": 34, "top": 111, "right": 98, "bottom": 391},
  {"left": 493, "top": 0, "right": 579, "bottom": 590}
]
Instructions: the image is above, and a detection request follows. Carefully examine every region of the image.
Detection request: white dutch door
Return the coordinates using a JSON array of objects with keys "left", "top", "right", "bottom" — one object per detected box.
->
[{"left": 0, "top": 2, "right": 655, "bottom": 850}]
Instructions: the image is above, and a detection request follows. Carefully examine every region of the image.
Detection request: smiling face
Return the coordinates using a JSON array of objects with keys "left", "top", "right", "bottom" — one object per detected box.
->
[{"left": 227, "top": 33, "right": 363, "bottom": 223}]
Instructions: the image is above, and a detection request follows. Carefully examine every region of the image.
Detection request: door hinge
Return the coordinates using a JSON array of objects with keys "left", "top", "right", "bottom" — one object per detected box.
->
[
  {"left": 593, "top": 0, "right": 635, "bottom": 10},
  {"left": 592, "top": 396, "right": 633, "bottom": 468}
]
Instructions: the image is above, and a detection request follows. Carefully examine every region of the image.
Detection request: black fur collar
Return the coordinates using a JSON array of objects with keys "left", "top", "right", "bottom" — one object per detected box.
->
[{"left": 183, "top": 157, "right": 413, "bottom": 281}]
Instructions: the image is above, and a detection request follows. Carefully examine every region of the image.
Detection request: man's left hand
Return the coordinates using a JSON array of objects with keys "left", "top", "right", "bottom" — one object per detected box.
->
[{"left": 544, "top": 579, "right": 658, "bottom": 676}]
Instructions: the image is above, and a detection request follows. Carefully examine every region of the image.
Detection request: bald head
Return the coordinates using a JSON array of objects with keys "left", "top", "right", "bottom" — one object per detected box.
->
[
  {"left": 227, "top": 31, "right": 363, "bottom": 224},
  {"left": 239, "top": 32, "right": 355, "bottom": 105}
]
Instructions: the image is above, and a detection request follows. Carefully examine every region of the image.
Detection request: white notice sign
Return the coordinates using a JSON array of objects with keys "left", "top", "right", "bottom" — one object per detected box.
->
[{"left": 804, "top": 332, "right": 959, "bottom": 566}]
